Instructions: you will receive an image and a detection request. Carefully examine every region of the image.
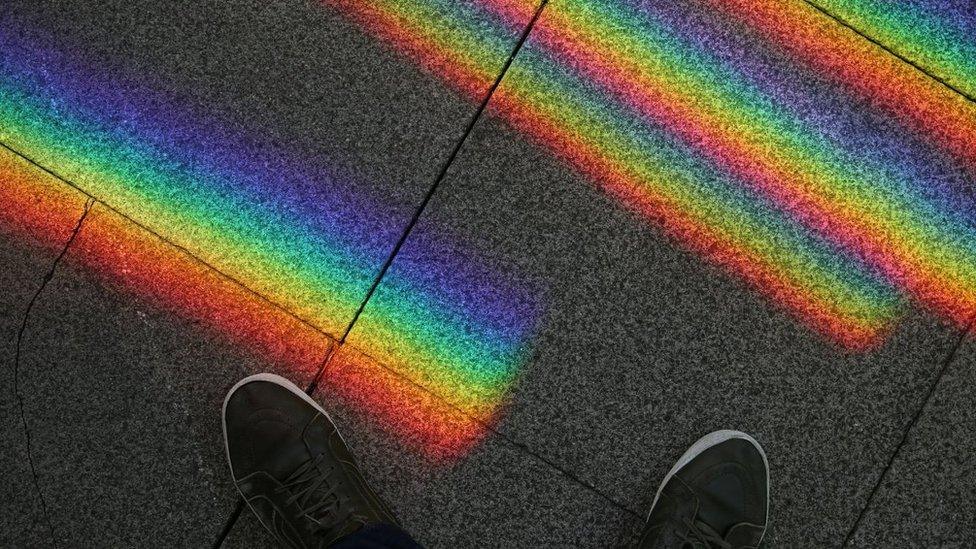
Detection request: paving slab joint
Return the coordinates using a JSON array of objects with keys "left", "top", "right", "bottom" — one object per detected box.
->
[
  {"left": 800, "top": 0, "right": 976, "bottom": 103},
  {"left": 0, "top": 141, "right": 339, "bottom": 344},
  {"left": 841, "top": 312, "right": 976, "bottom": 546},
  {"left": 331, "top": 0, "right": 552, "bottom": 354}
]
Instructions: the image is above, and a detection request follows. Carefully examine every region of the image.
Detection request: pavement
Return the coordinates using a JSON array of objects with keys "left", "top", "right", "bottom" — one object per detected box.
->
[{"left": 2, "top": 0, "right": 975, "bottom": 547}]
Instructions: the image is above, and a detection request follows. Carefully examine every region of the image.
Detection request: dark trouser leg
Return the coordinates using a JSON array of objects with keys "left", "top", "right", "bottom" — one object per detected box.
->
[{"left": 329, "top": 523, "right": 424, "bottom": 549}]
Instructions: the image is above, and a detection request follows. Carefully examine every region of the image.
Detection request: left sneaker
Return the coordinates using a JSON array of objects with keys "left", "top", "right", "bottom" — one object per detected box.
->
[
  {"left": 222, "top": 373, "right": 400, "bottom": 548},
  {"left": 636, "top": 430, "right": 770, "bottom": 548}
]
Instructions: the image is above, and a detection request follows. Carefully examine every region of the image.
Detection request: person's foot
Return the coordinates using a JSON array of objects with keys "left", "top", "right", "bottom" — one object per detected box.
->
[
  {"left": 637, "top": 430, "right": 769, "bottom": 549},
  {"left": 222, "top": 373, "right": 400, "bottom": 548}
]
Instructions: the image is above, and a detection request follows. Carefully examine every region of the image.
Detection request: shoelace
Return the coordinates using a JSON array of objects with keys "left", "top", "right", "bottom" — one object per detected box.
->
[
  {"left": 678, "top": 517, "right": 733, "bottom": 549},
  {"left": 276, "top": 453, "right": 363, "bottom": 538}
]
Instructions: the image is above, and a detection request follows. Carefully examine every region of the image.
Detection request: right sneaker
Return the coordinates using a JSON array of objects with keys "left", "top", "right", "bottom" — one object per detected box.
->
[
  {"left": 636, "top": 430, "right": 770, "bottom": 549},
  {"left": 222, "top": 373, "right": 401, "bottom": 548}
]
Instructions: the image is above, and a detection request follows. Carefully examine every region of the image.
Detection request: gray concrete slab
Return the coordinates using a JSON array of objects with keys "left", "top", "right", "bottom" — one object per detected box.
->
[
  {"left": 849, "top": 328, "right": 976, "bottom": 547},
  {"left": 15, "top": 203, "right": 335, "bottom": 546},
  {"left": 223, "top": 346, "right": 638, "bottom": 548},
  {"left": 336, "top": 0, "right": 976, "bottom": 544},
  {"left": 0, "top": 151, "right": 89, "bottom": 547},
  {"left": 0, "top": 0, "right": 539, "bottom": 337}
]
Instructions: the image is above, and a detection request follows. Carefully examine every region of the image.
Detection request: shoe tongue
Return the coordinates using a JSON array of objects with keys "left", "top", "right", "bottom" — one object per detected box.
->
[
  {"left": 697, "top": 472, "right": 747, "bottom": 533},
  {"left": 248, "top": 410, "right": 313, "bottom": 479}
]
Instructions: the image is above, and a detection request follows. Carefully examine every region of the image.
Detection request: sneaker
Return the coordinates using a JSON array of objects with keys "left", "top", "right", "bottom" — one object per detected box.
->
[
  {"left": 222, "top": 373, "right": 400, "bottom": 548},
  {"left": 637, "top": 430, "right": 770, "bottom": 549}
]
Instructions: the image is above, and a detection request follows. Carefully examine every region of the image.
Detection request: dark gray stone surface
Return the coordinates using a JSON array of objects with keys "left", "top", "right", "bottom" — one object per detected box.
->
[
  {"left": 15, "top": 204, "right": 334, "bottom": 546},
  {"left": 333, "top": 1, "right": 976, "bottom": 543},
  {"left": 3, "top": 1, "right": 972, "bottom": 546},
  {"left": 0, "top": 152, "right": 89, "bottom": 548},
  {"left": 1, "top": 0, "right": 539, "bottom": 337},
  {"left": 223, "top": 349, "right": 639, "bottom": 548},
  {"left": 341, "top": 114, "right": 966, "bottom": 546},
  {"left": 849, "top": 329, "right": 976, "bottom": 547}
]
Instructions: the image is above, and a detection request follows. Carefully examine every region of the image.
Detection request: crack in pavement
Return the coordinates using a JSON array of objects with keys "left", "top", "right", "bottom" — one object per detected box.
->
[{"left": 11, "top": 197, "right": 94, "bottom": 548}]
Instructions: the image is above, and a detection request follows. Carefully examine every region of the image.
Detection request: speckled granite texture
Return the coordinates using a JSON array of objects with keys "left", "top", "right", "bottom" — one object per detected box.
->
[
  {"left": 0, "top": 151, "right": 90, "bottom": 547},
  {"left": 13, "top": 202, "right": 334, "bottom": 546},
  {"left": 340, "top": 111, "right": 966, "bottom": 546},
  {"left": 849, "top": 331, "right": 976, "bottom": 546},
  {"left": 1, "top": 0, "right": 974, "bottom": 546},
  {"left": 0, "top": 0, "right": 541, "bottom": 337}
]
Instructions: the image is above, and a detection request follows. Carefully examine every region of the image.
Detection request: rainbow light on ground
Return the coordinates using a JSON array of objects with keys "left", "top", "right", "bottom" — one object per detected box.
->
[
  {"left": 710, "top": 0, "right": 976, "bottom": 171},
  {"left": 0, "top": 31, "right": 381, "bottom": 336},
  {"left": 807, "top": 0, "right": 976, "bottom": 99},
  {"left": 0, "top": 24, "right": 540, "bottom": 458},
  {"left": 5, "top": 0, "right": 976, "bottom": 452},
  {"left": 321, "top": 0, "right": 976, "bottom": 348},
  {"left": 0, "top": 152, "right": 326, "bottom": 375},
  {"left": 0, "top": 150, "right": 89, "bottom": 257}
]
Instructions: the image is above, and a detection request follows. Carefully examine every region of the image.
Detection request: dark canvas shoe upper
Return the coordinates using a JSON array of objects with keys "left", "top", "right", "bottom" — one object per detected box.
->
[
  {"left": 223, "top": 374, "right": 400, "bottom": 548},
  {"left": 638, "top": 431, "right": 769, "bottom": 549}
]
